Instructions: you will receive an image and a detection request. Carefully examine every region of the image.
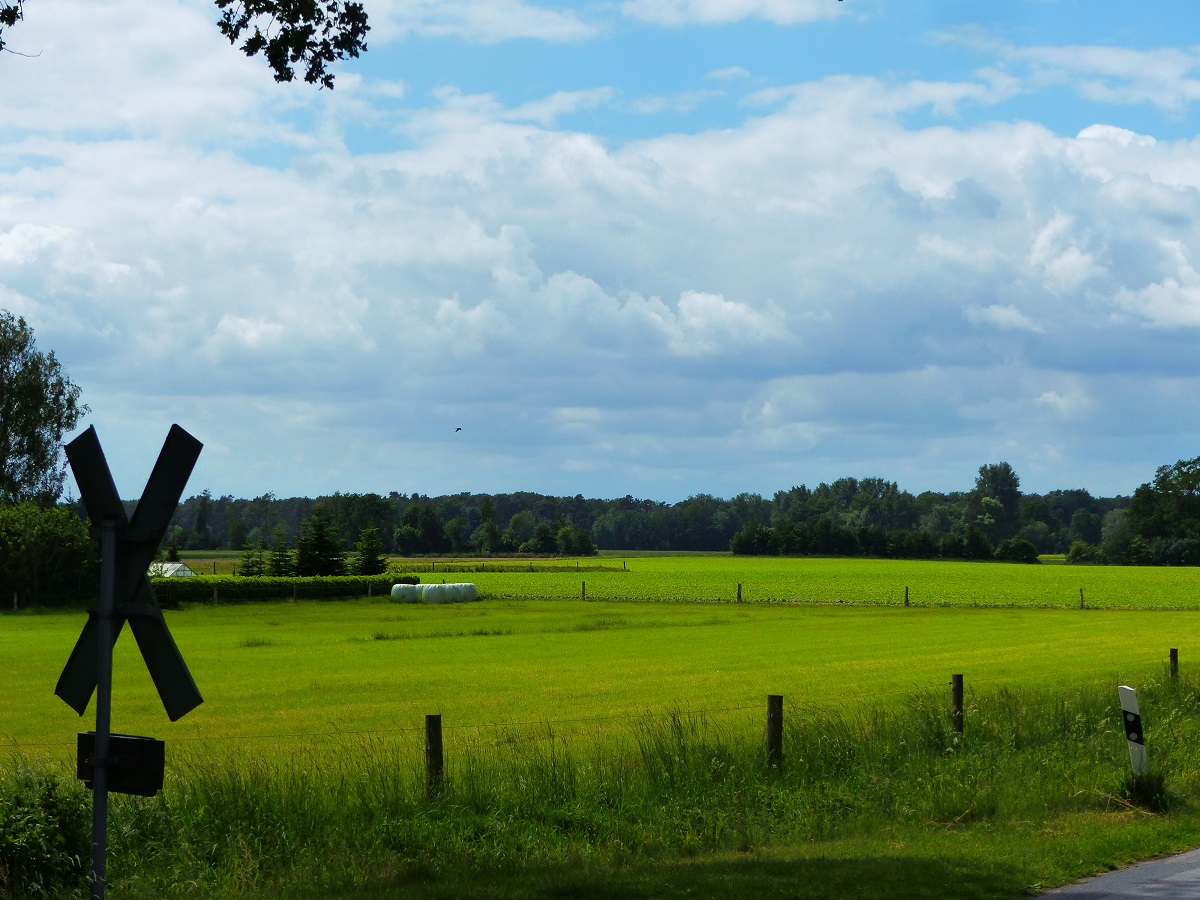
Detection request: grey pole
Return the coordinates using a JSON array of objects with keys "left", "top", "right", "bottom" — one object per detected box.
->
[{"left": 91, "top": 516, "right": 118, "bottom": 900}]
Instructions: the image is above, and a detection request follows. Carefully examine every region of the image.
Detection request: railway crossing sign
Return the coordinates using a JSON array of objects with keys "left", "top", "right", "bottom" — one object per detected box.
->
[{"left": 55, "top": 424, "right": 204, "bottom": 722}]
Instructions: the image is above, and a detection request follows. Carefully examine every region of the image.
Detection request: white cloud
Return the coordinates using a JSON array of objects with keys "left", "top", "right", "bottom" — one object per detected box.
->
[
  {"left": 964, "top": 305, "right": 1042, "bottom": 333},
  {"left": 939, "top": 38, "right": 1200, "bottom": 115},
  {"left": 367, "top": 0, "right": 598, "bottom": 43},
  {"left": 0, "top": 223, "right": 72, "bottom": 265},
  {"left": 1, "top": 0, "right": 295, "bottom": 143},
  {"left": 621, "top": 0, "right": 840, "bottom": 27},
  {"left": 708, "top": 66, "right": 750, "bottom": 81},
  {"left": 1035, "top": 378, "right": 1092, "bottom": 420},
  {"left": 507, "top": 89, "right": 617, "bottom": 127},
  {"left": 1115, "top": 240, "right": 1200, "bottom": 327},
  {"left": 1028, "top": 212, "right": 1105, "bottom": 296},
  {"left": 1016, "top": 45, "right": 1200, "bottom": 112},
  {"left": 1077, "top": 124, "right": 1157, "bottom": 149},
  {"left": 629, "top": 90, "right": 723, "bottom": 115},
  {"left": 665, "top": 291, "right": 788, "bottom": 356}
]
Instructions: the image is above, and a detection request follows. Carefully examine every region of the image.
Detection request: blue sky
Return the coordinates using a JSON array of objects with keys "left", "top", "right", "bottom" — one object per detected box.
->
[{"left": 3, "top": 0, "right": 1200, "bottom": 503}]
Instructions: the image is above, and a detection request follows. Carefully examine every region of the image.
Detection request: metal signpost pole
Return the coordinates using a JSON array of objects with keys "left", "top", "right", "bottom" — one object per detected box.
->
[{"left": 91, "top": 516, "right": 117, "bottom": 900}]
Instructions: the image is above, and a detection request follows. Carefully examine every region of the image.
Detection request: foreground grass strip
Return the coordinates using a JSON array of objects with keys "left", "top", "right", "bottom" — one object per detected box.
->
[
  {"left": 6, "top": 671, "right": 1200, "bottom": 898},
  {"left": 286, "top": 818, "right": 1200, "bottom": 900}
]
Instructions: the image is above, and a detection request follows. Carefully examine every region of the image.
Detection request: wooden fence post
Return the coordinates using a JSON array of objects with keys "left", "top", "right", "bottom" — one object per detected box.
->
[
  {"left": 1080, "top": 588, "right": 1085, "bottom": 609},
  {"left": 766, "top": 694, "right": 784, "bottom": 768},
  {"left": 904, "top": 586, "right": 909, "bottom": 607},
  {"left": 425, "top": 714, "right": 444, "bottom": 797},
  {"left": 582, "top": 581, "right": 586, "bottom": 601},
  {"left": 1170, "top": 648, "right": 1179, "bottom": 681},
  {"left": 951, "top": 674, "right": 964, "bottom": 734},
  {"left": 737, "top": 583, "right": 742, "bottom": 603}
]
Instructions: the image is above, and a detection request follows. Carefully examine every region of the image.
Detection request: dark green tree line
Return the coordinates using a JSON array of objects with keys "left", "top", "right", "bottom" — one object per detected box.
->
[{"left": 1, "top": 311, "right": 86, "bottom": 505}]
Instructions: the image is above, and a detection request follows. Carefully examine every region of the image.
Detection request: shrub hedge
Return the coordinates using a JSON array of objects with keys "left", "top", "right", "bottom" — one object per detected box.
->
[{"left": 150, "top": 573, "right": 419, "bottom": 605}]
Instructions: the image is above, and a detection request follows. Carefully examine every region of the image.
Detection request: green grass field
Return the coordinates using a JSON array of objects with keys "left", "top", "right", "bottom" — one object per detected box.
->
[
  {"left": 3, "top": 596, "right": 1195, "bottom": 754},
  {"left": 184, "top": 552, "right": 1200, "bottom": 608},
  {"left": 6, "top": 555, "right": 1200, "bottom": 899},
  {"left": 395, "top": 554, "right": 1200, "bottom": 608}
]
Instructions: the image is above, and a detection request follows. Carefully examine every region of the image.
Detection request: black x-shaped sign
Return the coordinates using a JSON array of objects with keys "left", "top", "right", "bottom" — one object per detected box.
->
[{"left": 55, "top": 425, "right": 204, "bottom": 722}]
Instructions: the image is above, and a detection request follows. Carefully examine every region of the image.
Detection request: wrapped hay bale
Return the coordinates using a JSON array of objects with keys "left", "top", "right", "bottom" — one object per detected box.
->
[
  {"left": 390, "top": 583, "right": 419, "bottom": 602},
  {"left": 409, "top": 583, "right": 478, "bottom": 603}
]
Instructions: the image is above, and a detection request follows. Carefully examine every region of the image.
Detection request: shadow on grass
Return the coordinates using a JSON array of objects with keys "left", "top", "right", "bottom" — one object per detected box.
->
[{"left": 307, "top": 852, "right": 1026, "bottom": 900}]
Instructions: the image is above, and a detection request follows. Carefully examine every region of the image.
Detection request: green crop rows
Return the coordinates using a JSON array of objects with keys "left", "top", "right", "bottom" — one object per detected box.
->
[{"left": 409, "top": 555, "right": 1200, "bottom": 609}]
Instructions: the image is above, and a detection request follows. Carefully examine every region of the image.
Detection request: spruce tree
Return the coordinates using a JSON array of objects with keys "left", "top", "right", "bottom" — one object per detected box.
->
[
  {"left": 268, "top": 526, "right": 295, "bottom": 577},
  {"left": 353, "top": 524, "right": 386, "bottom": 575},
  {"left": 295, "top": 506, "right": 345, "bottom": 576}
]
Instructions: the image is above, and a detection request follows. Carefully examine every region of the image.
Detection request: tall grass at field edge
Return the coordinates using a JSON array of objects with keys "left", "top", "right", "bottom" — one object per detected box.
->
[{"left": 6, "top": 669, "right": 1199, "bottom": 898}]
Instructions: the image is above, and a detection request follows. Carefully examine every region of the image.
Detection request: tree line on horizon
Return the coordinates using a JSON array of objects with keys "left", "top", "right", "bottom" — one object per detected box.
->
[
  {"left": 5, "top": 455, "right": 1200, "bottom": 607},
  {"left": 106, "top": 458, "right": 1185, "bottom": 565}
]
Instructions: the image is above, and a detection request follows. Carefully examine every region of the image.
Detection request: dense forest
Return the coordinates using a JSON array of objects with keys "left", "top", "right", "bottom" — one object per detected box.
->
[{"left": 91, "top": 458, "right": 1194, "bottom": 565}]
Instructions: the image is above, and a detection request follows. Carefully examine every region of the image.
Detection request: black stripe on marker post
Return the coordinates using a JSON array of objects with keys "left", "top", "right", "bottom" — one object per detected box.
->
[{"left": 1124, "top": 711, "right": 1144, "bottom": 745}]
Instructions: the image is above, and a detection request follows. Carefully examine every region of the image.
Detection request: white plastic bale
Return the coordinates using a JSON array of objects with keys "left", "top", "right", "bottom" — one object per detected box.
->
[
  {"left": 397, "top": 582, "right": 479, "bottom": 603},
  {"left": 390, "top": 583, "right": 419, "bottom": 602}
]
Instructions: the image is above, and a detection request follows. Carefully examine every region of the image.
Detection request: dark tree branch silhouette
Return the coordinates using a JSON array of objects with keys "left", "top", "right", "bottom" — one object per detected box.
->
[{"left": 1, "top": 0, "right": 368, "bottom": 89}]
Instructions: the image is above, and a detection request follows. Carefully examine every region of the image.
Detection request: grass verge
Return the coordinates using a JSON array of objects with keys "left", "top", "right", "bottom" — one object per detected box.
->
[{"left": 5, "top": 670, "right": 1200, "bottom": 898}]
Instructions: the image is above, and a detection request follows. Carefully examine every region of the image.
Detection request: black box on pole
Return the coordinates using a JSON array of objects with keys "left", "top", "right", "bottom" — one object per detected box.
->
[{"left": 77, "top": 733, "right": 165, "bottom": 797}]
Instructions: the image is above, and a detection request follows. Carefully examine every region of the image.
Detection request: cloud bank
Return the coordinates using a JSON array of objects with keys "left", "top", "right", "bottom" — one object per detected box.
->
[{"left": 2, "top": 2, "right": 1199, "bottom": 501}]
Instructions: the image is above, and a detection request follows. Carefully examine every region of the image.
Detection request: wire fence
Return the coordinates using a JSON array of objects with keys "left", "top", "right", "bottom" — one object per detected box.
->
[{"left": 3, "top": 652, "right": 1179, "bottom": 756}]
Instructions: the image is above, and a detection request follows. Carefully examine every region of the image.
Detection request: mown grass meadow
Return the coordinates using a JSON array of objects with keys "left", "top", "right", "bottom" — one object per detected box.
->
[
  {"left": 3, "top": 598, "right": 1196, "bottom": 750},
  {"left": 4, "top": 556, "right": 1200, "bottom": 898}
]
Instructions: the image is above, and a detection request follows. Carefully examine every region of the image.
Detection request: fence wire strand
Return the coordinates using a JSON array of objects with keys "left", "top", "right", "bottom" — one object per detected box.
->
[{"left": 5, "top": 655, "right": 1180, "bottom": 755}]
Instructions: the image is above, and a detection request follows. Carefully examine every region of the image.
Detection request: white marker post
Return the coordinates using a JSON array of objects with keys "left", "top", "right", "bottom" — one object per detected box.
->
[{"left": 1118, "top": 685, "right": 1147, "bottom": 776}]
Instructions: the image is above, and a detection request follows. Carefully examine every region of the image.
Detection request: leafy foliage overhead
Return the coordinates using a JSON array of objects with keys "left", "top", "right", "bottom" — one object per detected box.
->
[
  {"left": 0, "top": 2, "right": 21, "bottom": 46},
  {"left": 0, "top": 0, "right": 368, "bottom": 89},
  {"left": 216, "top": 0, "right": 369, "bottom": 89}
]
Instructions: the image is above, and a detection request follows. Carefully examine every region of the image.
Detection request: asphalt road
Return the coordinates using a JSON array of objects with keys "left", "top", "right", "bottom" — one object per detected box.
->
[{"left": 1044, "top": 848, "right": 1200, "bottom": 898}]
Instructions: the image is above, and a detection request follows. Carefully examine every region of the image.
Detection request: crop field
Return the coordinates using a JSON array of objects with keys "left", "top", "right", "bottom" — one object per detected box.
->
[
  {"left": 386, "top": 554, "right": 1200, "bottom": 609},
  {"left": 6, "top": 556, "right": 1200, "bottom": 899},
  {"left": 184, "top": 552, "right": 1200, "bottom": 607}
]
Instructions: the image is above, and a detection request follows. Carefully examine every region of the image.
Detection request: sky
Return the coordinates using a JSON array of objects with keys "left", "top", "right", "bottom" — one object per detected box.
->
[{"left": 3, "top": 0, "right": 1200, "bottom": 504}]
